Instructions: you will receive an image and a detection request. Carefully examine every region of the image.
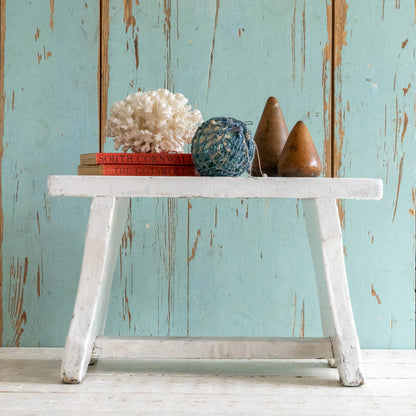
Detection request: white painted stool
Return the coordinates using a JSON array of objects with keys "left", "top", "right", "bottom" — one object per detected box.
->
[{"left": 48, "top": 176, "right": 383, "bottom": 386}]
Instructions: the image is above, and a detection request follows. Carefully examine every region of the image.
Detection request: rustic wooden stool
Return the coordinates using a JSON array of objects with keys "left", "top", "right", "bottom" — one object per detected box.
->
[{"left": 48, "top": 176, "right": 382, "bottom": 386}]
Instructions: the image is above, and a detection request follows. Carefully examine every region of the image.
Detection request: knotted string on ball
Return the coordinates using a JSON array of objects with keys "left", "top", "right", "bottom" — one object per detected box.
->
[{"left": 191, "top": 117, "right": 256, "bottom": 177}]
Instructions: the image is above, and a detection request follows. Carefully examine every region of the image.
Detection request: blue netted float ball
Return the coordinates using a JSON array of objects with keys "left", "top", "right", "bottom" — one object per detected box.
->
[{"left": 191, "top": 117, "right": 256, "bottom": 177}]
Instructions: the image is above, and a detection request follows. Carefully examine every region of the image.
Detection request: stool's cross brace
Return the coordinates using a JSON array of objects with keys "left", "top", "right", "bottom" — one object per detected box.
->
[{"left": 48, "top": 176, "right": 382, "bottom": 386}]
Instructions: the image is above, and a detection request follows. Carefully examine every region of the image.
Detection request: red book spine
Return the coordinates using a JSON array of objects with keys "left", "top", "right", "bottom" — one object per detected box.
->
[
  {"left": 83, "top": 153, "right": 194, "bottom": 165},
  {"left": 100, "top": 164, "right": 197, "bottom": 176}
]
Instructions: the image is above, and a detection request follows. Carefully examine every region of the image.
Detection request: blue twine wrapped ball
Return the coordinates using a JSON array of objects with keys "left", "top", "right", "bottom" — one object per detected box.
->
[{"left": 191, "top": 117, "right": 256, "bottom": 177}]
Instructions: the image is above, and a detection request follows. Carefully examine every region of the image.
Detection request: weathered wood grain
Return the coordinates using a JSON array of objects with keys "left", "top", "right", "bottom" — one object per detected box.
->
[
  {"left": 1, "top": 1, "right": 100, "bottom": 346},
  {"left": 1, "top": 0, "right": 415, "bottom": 349},
  {"left": 332, "top": 0, "right": 416, "bottom": 347},
  {"left": 0, "top": 0, "right": 6, "bottom": 346}
]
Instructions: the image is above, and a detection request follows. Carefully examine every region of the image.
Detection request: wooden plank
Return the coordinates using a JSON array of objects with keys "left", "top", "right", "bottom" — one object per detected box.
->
[
  {"left": 1, "top": 2, "right": 99, "bottom": 347},
  {"left": 0, "top": 0, "right": 6, "bottom": 347},
  {"left": 48, "top": 176, "right": 383, "bottom": 200},
  {"left": 1, "top": 351, "right": 416, "bottom": 391},
  {"left": 91, "top": 336, "right": 334, "bottom": 360},
  {"left": 1, "top": 393, "right": 416, "bottom": 416},
  {"left": 332, "top": 1, "right": 416, "bottom": 348}
]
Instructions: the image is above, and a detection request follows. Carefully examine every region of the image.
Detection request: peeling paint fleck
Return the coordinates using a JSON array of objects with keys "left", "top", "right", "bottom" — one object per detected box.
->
[
  {"left": 403, "top": 83, "right": 411, "bottom": 96},
  {"left": 301, "top": 1, "right": 306, "bottom": 89},
  {"left": 99, "top": 0, "right": 110, "bottom": 150},
  {"left": 214, "top": 205, "right": 218, "bottom": 228},
  {"left": 333, "top": 0, "right": 349, "bottom": 179},
  {"left": 163, "top": 0, "right": 173, "bottom": 90},
  {"left": 123, "top": 0, "right": 136, "bottom": 34},
  {"left": 337, "top": 199, "right": 345, "bottom": 229},
  {"left": 122, "top": 277, "right": 132, "bottom": 328},
  {"left": 401, "top": 112, "right": 408, "bottom": 142},
  {"left": 36, "top": 211, "right": 40, "bottom": 235},
  {"left": 291, "top": 0, "right": 297, "bottom": 83},
  {"left": 292, "top": 291, "right": 297, "bottom": 337},
  {"left": 207, "top": 0, "right": 220, "bottom": 100},
  {"left": 35, "top": 27, "right": 40, "bottom": 41},
  {"left": 321, "top": 0, "right": 332, "bottom": 177},
  {"left": 188, "top": 229, "right": 201, "bottom": 262},
  {"left": 392, "top": 155, "right": 404, "bottom": 222},
  {"left": 371, "top": 284, "right": 382, "bottom": 304},
  {"left": 36, "top": 255, "right": 43, "bottom": 298},
  {"left": 299, "top": 300, "right": 305, "bottom": 337},
  {"left": 49, "top": 0, "right": 55, "bottom": 31},
  {"left": 401, "top": 38, "right": 408, "bottom": 48},
  {"left": 134, "top": 34, "right": 139, "bottom": 69}
]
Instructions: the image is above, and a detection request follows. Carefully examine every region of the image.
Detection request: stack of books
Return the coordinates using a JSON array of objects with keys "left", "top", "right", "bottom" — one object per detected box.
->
[{"left": 78, "top": 153, "right": 198, "bottom": 176}]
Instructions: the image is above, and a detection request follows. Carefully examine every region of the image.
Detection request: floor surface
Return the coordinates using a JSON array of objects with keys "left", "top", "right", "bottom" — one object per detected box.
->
[{"left": 0, "top": 348, "right": 415, "bottom": 415}]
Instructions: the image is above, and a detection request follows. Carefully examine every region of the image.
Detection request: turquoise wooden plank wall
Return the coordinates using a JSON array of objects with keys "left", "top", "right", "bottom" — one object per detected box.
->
[{"left": 0, "top": 0, "right": 414, "bottom": 348}]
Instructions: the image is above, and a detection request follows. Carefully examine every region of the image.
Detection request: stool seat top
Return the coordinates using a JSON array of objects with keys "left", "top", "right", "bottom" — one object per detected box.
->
[{"left": 48, "top": 176, "right": 383, "bottom": 200}]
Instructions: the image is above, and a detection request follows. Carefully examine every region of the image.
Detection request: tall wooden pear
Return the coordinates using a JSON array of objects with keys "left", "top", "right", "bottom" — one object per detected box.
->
[
  {"left": 251, "top": 97, "right": 289, "bottom": 176},
  {"left": 278, "top": 121, "right": 322, "bottom": 177}
]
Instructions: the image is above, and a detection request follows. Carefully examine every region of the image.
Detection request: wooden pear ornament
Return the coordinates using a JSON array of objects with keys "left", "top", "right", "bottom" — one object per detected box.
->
[
  {"left": 278, "top": 121, "right": 322, "bottom": 177},
  {"left": 251, "top": 97, "right": 289, "bottom": 177}
]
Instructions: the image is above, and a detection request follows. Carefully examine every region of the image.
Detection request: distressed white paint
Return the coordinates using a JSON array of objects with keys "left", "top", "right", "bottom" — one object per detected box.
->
[
  {"left": 92, "top": 336, "right": 334, "bottom": 360},
  {"left": 60, "top": 196, "right": 129, "bottom": 383},
  {"left": 303, "top": 198, "right": 364, "bottom": 386},
  {"left": 48, "top": 176, "right": 382, "bottom": 386},
  {"left": 48, "top": 176, "right": 383, "bottom": 200}
]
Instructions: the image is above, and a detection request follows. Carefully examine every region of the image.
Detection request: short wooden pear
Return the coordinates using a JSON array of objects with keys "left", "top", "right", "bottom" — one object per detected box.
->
[
  {"left": 278, "top": 121, "right": 322, "bottom": 177},
  {"left": 251, "top": 97, "right": 289, "bottom": 177}
]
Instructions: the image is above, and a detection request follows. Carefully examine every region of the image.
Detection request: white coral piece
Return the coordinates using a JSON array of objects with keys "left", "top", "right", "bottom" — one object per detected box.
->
[{"left": 106, "top": 89, "right": 203, "bottom": 153}]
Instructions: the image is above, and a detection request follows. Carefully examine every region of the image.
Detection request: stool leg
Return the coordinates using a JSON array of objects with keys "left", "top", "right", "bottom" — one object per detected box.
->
[
  {"left": 61, "top": 196, "right": 129, "bottom": 383},
  {"left": 303, "top": 198, "right": 364, "bottom": 387}
]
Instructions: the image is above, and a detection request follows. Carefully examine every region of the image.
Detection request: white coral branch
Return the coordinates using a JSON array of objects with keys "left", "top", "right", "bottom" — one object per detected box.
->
[{"left": 106, "top": 89, "right": 203, "bottom": 153}]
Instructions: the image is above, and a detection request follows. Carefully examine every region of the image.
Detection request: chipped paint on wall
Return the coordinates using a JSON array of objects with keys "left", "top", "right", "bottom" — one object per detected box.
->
[
  {"left": 207, "top": 0, "right": 220, "bottom": 100},
  {"left": 163, "top": 0, "right": 173, "bottom": 91},
  {"left": 123, "top": 0, "right": 136, "bottom": 34},
  {"left": 322, "top": 0, "right": 332, "bottom": 178},
  {"left": 188, "top": 229, "right": 201, "bottom": 263},
  {"left": 371, "top": 284, "right": 382, "bottom": 305},
  {"left": 49, "top": 0, "right": 55, "bottom": 31},
  {"left": 333, "top": 0, "right": 349, "bottom": 179},
  {"left": 99, "top": 0, "right": 110, "bottom": 150},
  {"left": 134, "top": 34, "right": 139, "bottom": 69},
  {"left": 392, "top": 154, "right": 404, "bottom": 222},
  {"left": 291, "top": 0, "right": 297, "bottom": 83},
  {"left": 36, "top": 255, "right": 43, "bottom": 299},
  {"left": 2, "top": 0, "right": 414, "bottom": 348},
  {"left": 301, "top": 2, "right": 306, "bottom": 90},
  {"left": 8, "top": 257, "right": 28, "bottom": 346}
]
